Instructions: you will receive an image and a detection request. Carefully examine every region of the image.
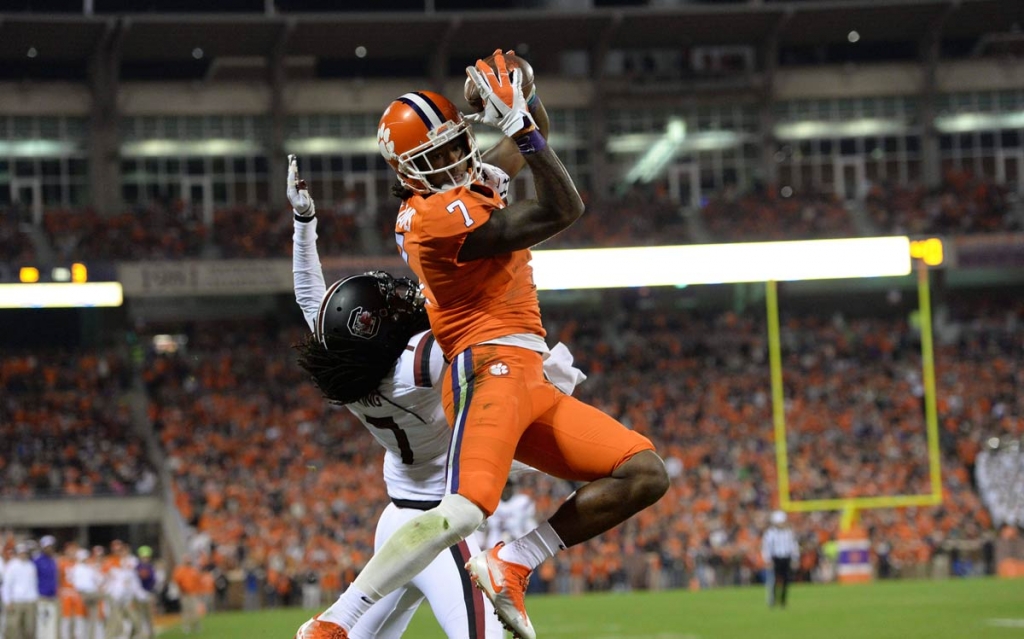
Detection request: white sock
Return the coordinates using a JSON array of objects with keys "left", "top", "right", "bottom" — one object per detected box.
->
[
  {"left": 320, "top": 585, "right": 375, "bottom": 631},
  {"left": 497, "top": 521, "right": 566, "bottom": 570}
]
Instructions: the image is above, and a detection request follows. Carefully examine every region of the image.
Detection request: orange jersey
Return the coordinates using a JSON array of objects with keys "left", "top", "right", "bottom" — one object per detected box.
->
[
  {"left": 57, "top": 557, "right": 73, "bottom": 588},
  {"left": 172, "top": 564, "right": 203, "bottom": 595},
  {"left": 395, "top": 183, "right": 544, "bottom": 358}
]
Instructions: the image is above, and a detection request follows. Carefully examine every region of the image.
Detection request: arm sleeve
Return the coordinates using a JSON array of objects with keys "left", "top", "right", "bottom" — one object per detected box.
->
[{"left": 293, "top": 217, "right": 327, "bottom": 333}]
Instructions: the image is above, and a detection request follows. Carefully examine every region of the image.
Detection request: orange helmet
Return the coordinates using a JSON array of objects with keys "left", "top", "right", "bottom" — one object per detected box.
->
[{"left": 377, "top": 91, "right": 482, "bottom": 195}]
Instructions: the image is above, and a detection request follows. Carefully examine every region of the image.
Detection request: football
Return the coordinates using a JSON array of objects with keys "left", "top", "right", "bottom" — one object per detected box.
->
[{"left": 464, "top": 52, "right": 535, "bottom": 113}]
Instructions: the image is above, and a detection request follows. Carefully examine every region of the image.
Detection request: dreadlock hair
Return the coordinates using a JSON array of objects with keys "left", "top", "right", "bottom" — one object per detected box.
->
[
  {"left": 391, "top": 179, "right": 414, "bottom": 201},
  {"left": 294, "top": 332, "right": 407, "bottom": 405}
]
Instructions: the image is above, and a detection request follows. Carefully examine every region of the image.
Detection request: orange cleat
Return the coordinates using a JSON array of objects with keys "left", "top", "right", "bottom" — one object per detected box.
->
[
  {"left": 465, "top": 542, "right": 536, "bottom": 639},
  {"left": 295, "top": 614, "right": 348, "bottom": 639}
]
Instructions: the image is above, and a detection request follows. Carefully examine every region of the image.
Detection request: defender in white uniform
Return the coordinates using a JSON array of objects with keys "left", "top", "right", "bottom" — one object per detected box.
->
[{"left": 288, "top": 156, "right": 582, "bottom": 639}]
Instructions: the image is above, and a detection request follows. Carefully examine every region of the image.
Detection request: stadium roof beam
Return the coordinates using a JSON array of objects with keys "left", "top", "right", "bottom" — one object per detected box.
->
[
  {"left": 586, "top": 11, "right": 623, "bottom": 205},
  {"left": 0, "top": 1, "right": 1020, "bottom": 68},
  {"left": 918, "top": 0, "right": 958, "bottom": 188},
  {"left": 88, "top": 18, "right": 124, "bottom": 217},
  {"left": 428, "top": 17, "right": 463, "bottom": 94},
  {"left": 760, "top": 9, "right": 792, "bottom": 187},
  {"left": 266, "top": 19, "right": 293, "bottom": 211}
]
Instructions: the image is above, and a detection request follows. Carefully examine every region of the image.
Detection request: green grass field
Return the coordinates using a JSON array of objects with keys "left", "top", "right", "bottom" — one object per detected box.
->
[{"left": 157, "top": 578, "right": 1024, "bottom": 639}]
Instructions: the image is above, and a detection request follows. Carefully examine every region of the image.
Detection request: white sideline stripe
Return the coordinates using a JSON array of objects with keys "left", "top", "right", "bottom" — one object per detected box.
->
[{"left": 987, "top": 618, "right": 1024, "bottom": 628}]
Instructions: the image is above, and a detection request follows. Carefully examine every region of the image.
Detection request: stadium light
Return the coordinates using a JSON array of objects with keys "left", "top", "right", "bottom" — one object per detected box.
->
[
  {"left": 531, "top": 236, "right": 912, "bottom": 291},
  {"left": 624, "top": 119, "right": 686, "bottom": 184},
  {"left": 0, "top": 140, "right": 79, "bottom": 157},
  {"left": 935, "top": 111, "right": 1024, "bottom": 133},
  {"left": 775, "top": 118, "right": 906, "bottom": 140},
  {"left": 0, "top": 283, "right": 124, "bottom": 308},
  {"left": 122, "top": 139, "right": 260, "bottom": 157},
  {"left": 19, "top": 267, "right": 40, "bottom": 283}
]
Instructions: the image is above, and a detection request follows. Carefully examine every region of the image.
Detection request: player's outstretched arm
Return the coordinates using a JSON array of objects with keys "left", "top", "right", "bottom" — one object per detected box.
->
[
  {"left": 460, "top": 55, "right": 583, "bottom": 261},
  {"left": 288, "top": 154, "right": 327, "bottom": 332}
]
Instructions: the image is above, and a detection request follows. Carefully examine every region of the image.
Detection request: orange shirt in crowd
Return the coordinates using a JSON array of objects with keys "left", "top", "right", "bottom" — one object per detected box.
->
[{"left": 172, "top": 564, "right": 203, "bottom": 596}]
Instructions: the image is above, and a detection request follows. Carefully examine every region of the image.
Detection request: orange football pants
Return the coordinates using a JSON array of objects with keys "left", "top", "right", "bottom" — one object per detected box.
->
[
  {"left": 60, "top": 587, "right": 85, "bottom": 617},
  {"left": 442, "top": 344, "right": 654, "bottom": 515}
]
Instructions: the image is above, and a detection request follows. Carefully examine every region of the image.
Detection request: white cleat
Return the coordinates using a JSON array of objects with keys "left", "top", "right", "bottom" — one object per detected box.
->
[{"left": 465, "top": 542, "right": 536, "bottom": 639}]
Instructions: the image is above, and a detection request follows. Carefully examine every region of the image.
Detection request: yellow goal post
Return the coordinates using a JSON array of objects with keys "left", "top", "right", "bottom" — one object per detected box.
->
[
  {"left": 528, "top": 235, "right": 942, "bottom": 530},
  {"left": 766, "top": 254, "right": 944, "bottom": 529}
]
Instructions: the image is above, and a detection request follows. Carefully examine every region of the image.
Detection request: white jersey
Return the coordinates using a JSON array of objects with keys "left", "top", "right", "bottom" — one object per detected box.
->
[
  {"left": 294, "top": 220, "right": 450, "bottom": 503},
  {"left": 346, "top": 330, "right": 449, "bottom": 502},
  {"left": 68, "top": 561, "right": 103, "bottom": 595}
]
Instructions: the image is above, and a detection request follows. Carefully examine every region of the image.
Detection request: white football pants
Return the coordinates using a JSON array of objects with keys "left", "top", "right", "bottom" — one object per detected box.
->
[{"left": 350, "top": 501, "right": 504, "bottom": 639}]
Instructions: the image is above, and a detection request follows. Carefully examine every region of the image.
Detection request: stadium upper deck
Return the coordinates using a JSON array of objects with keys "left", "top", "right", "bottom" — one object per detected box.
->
[{"left": 0, "top": 0, "right": 1021, "bottom": 217}]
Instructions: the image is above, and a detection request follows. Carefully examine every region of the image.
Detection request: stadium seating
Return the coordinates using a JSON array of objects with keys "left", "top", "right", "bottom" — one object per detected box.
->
[
  {"left": 0, "top": 348, "right": 158, "bottom": 497},
  {"left": 11, "top": 173, "right": 1019, "bottom": 264},
  {"left": 132, "top": 298, "right": 1020, "bottom": 597}
]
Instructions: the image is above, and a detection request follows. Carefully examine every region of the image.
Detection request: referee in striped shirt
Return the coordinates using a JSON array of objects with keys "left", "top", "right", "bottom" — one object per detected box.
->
[{"left": 762, "top": 510, "right": 800, "bottom": 608}]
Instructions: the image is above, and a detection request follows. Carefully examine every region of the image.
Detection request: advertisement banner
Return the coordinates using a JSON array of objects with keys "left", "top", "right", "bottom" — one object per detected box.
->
[{"left": 118, "top": 256, "right": 411, "bottom": 297}]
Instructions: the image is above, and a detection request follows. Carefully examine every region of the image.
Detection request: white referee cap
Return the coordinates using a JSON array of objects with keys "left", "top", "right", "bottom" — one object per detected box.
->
[{"left": 771, "top": 510, "right": 787, "bottom": 525}]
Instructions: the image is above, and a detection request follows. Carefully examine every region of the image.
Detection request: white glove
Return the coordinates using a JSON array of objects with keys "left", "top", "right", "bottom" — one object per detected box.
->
[
  {"left": 287, "top": 154, "right": 315, "bottom": 219},
  {"left": 481, "top": 163, "right": 511, "bottom": 201},
  {"left": 465, "top": 53, "right": 536, "bottom": 139}
]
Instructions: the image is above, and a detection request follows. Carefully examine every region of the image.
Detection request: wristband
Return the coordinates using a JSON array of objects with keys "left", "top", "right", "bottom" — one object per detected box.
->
[
  {"left": 515, "top": 129, "right": 547, "bottom": 155},
  {"left": 294, "top": 212, "right": 314, "bottom": 223},
  {"left": 527, "top": 89, "right": 539, "bottom": 110}
]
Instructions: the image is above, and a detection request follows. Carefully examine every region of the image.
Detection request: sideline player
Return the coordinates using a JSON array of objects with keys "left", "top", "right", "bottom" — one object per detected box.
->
[
  {"left": 298, "top": 51, "right": 669, "bottom": 639},
  {"left": 288, "top": 155, "right": 583, "bottom": 639}
]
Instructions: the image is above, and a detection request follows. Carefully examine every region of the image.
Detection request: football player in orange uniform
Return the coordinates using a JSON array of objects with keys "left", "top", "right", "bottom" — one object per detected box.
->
[{"left": 296, "top": 51, "right": 668, "bottom": 639}]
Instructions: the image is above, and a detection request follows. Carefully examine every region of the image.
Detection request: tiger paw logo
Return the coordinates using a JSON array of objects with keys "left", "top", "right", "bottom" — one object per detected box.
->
[
  {"left": 347, "top": 306, "right": 380, "bottom": 340},
  {"left": 489, "top": 362, "right": 509, "bottom": 376},
  {"left": 378, "top": 122, "right": 396, "bottom": 161}
]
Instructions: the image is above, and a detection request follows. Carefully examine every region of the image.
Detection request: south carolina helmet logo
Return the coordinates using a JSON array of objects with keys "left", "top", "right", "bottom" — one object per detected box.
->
[{"left": 347, "top": 306, "right": 381, "bottom": 340}]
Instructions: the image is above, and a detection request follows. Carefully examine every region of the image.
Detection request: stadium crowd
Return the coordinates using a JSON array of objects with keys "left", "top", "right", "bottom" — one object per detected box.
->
[
  {"left": 700, "top": 188, "right": 858, "bottom": 242},
  {"left": 4, "top": 172, "right": 1016, "bottom": 266},
  {"left": 865, "top": 170, "right": 1020, "bottom": 236},
  {"left": 1, "top": 176, "right": 1021, "bottom": 610},
  {"left": 0, "top": 210, "right": 35, "bottom": 264},
  {"left": 0, "top": 349, "right": 158, "bottom": 498},
  {"left": 128, "top": 294, "right": 1020, "bottom": 602}
]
